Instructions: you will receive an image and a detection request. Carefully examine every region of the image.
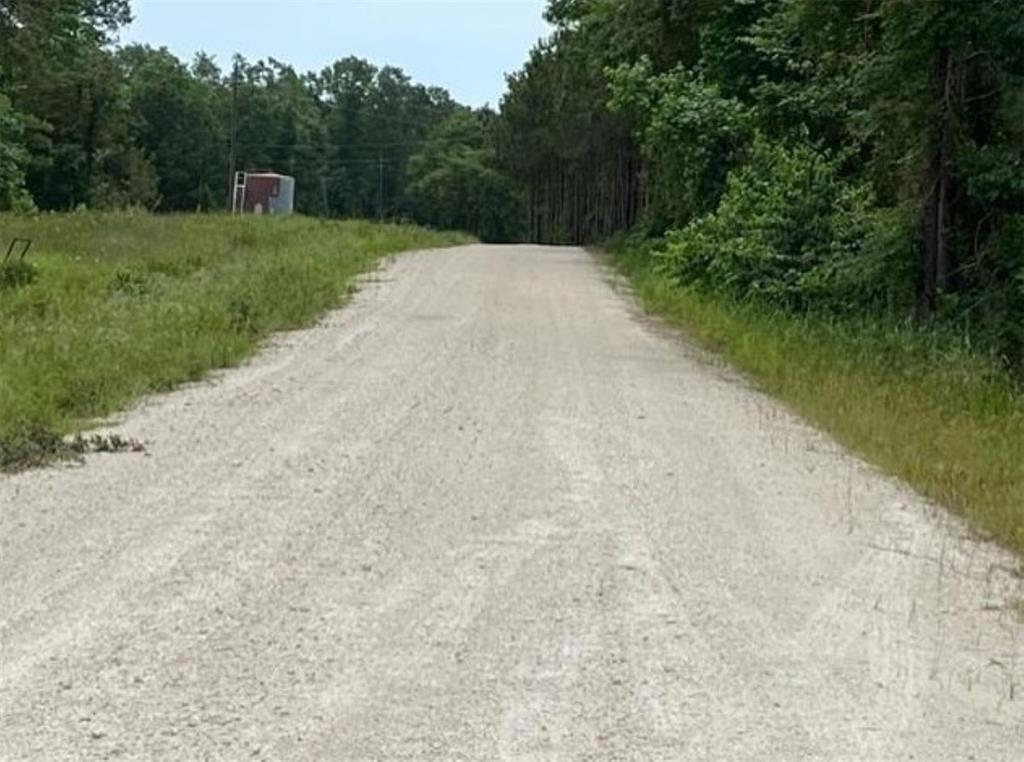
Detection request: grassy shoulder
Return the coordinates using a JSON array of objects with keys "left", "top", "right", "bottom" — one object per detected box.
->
[
  {"left": 612, "top": 243, "right": 1024, "bottom": 555},
  {"left": 0, "top": 212, "right": 471, "bottom": 470}
]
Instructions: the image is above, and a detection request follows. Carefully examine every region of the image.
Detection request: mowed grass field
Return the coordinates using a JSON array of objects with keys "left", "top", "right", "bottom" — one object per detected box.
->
[
  {"left": 613, "top": 246, "right": 1024, "bottom": 556},
  {"left": 0, "top": 213, "right": 470, "bottom": 469}
]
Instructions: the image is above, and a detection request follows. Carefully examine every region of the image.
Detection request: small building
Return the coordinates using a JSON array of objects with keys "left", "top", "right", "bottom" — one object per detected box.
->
[{"left": 232, "top": 171, "right": 295, "bottom": 215}]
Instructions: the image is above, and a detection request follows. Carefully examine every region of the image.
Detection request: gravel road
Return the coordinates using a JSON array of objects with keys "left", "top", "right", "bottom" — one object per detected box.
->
[{"left": 1, "top": 244, "right": 1022, "bottom": 760}]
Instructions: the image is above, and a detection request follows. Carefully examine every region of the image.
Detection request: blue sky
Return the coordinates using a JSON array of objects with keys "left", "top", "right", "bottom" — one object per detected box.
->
[{"left": 120, "top": 1, "right": 552, "bottom": 108}]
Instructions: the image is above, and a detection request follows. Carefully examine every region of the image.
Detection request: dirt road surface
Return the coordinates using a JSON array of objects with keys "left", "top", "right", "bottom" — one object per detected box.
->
[{"left": 1, "top": 245, "right": 1022, "bottom": 760}]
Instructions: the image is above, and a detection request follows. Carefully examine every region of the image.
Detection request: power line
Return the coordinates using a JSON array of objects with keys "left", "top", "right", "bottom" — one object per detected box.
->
[
  {"left": 309, "top": 158, "right": 408, "bottom": 166},
  {"left": 224, "top": 136, "right": 490, "bottom": 150},
  {"left": 226, "top": 95, "right": 470, "bottom": 131}
]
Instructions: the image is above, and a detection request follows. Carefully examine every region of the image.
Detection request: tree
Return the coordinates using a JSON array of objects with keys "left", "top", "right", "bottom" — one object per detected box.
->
[
  {"left": 498, "top": 0, "right": 1024, "bottom": 369},
  {"left": 119, "top": 45, "right": 224, "bottom": 210},
  {"left": 1, "top": 0, "right": 144, "bottom": 209},
  {"left": 0, "top": 93, "right": 31, "bottom": 210},
  {"left": 858, "top": 0, "right": 1024, "bottom": 322},
  {"left": 406, "top": 111, "right": 524, "bottom": 242},
  {"left": 608, "top": 56, "right": 752, "bottom": 229}
]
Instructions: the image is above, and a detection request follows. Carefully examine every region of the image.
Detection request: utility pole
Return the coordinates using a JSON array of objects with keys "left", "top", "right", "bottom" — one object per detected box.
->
[
  {"left": 378, "top": 148, "right": 384, "bottom": 221},
  {"left": 226, "top": 62, "right": 239, "bottom": 210}
]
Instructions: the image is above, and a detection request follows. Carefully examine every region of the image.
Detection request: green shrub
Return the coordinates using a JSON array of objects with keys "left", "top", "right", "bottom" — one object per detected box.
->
[
  {"left": 655, "top": 137, "right": 914, "bottom": 315},
  {"left": 608, "top": 57, "right": 753, "bottom": 228}
]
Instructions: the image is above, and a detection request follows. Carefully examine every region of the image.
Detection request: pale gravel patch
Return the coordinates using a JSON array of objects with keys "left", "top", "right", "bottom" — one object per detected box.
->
[{"left": 1, "top": 244, "right": 1021, "bottom": 760}]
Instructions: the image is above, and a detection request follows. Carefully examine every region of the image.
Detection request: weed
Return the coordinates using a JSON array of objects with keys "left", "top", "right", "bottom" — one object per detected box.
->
[
  {"left": 0, "top": 260, "right": 36, "bottom": 289},
  {"left": 108, "top": 269, "right": 151, "bottom": 297},
  {"left": 228, "top": 294, "right": 261, "bottom": 334},
  {"left": 0, "top": 423, "right": 145, "bottom": 473},
  {"left": 144, "top": 254, "right": 203, "bottom": 277},
  {"left": 66, "top": 433, "right": 145, "bottom": 456},
  {"left": 0, "top": 424, "right": 66, "bottom": 470}
]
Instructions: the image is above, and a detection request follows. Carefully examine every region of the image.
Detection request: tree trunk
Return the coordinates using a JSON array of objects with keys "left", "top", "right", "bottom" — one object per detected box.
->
[{"left": 917, "top": 47, "right": 955, "bottom": 321}]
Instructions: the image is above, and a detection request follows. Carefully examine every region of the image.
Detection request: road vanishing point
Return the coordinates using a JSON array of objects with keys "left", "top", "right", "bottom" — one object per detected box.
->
[{"left": 1, "top": 245, "right": 1022, "bottom": 759}]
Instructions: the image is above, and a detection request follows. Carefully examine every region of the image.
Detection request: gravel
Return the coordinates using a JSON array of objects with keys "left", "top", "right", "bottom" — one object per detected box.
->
[{"left": 1, "top": 244, "right": 1021, "bottom": 759}]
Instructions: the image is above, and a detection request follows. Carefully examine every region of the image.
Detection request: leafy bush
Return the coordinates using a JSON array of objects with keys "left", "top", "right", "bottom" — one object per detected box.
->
[
  {"left": 608, "top": 57, "right": 752, "bottom": 229},
  {"left": 655, "top": 137, "right": 913, "bottom": 315}
]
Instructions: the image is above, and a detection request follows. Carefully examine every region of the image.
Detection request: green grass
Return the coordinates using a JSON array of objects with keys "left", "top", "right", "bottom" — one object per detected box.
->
[
  {"left": 612, "top": 244, "right": 1024, "bottom": 555},
  {"left": 0, "top": 212, "right": 471, "bottom": 469}
]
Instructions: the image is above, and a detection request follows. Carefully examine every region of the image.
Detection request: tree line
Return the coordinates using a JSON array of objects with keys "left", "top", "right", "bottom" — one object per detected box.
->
[
  {"left": 2, "top": 1, "right": 1022, "bottom": 367},
  {"left": 0, "top": 0, "right": 522, "bottom": 240},
  {"left": 497, "top": 0, "right": 1023, "bottom": 369}
]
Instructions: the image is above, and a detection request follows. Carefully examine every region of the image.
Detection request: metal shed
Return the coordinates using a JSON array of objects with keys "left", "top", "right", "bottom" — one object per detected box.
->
[{"left": 232, "top": 171, "right": 295, "bottom": 215}]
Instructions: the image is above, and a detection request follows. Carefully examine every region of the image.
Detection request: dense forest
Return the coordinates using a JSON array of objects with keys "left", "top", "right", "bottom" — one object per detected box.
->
[
  {"left": 0, "top": 0, "right": 520, "bottom": 238},
  {"left": 2, "top": 0, "right": 1023, "bottom": 368},
  {"left": 500, "top": 0, "right": 1024, "bottom": 371}
]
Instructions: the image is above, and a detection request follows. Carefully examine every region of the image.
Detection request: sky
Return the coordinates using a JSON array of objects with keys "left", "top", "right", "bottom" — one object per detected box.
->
[{"left": 119, "top": 0, "right": 553, "bottom": 108}]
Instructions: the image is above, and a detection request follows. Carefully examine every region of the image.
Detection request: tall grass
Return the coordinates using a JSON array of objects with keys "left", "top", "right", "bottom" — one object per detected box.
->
[
  {"left": 0, "top": 212, "right": 471, "bottom": 469},
  {"left": 613, "top": 245, "right": 1024, "bottom": 555}
]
